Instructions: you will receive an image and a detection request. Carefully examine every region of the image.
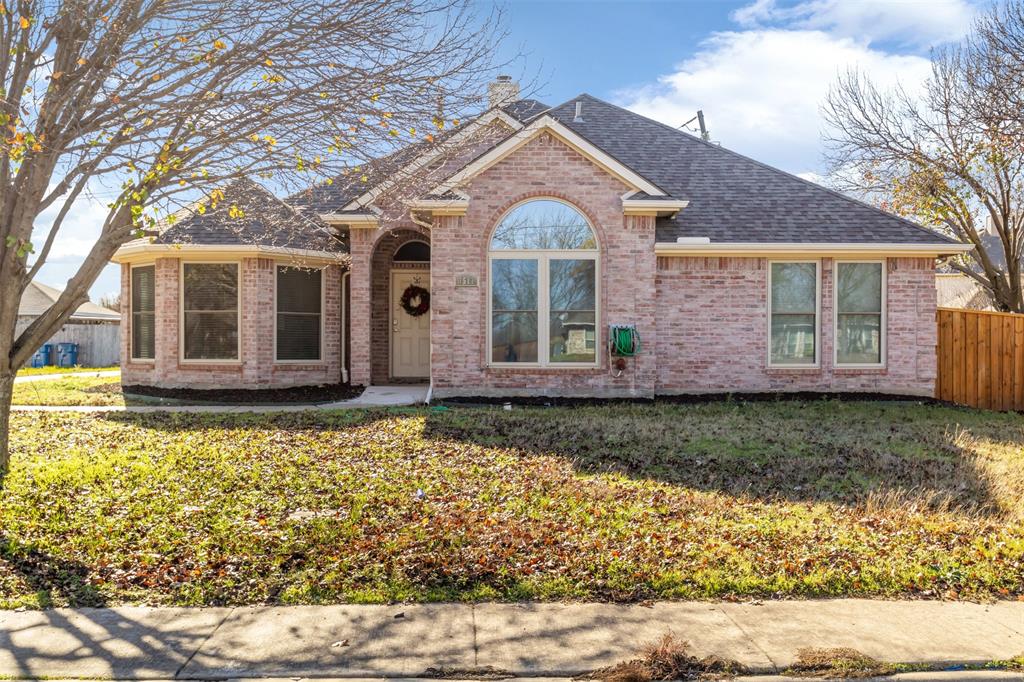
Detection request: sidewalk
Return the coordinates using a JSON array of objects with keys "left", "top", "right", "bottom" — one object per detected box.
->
[
  {"left": 0, "top": 600, "right": 1021, "bottom": 680},
  {"left": 9, "top": 385, "right": 429, "bottom": 413}
]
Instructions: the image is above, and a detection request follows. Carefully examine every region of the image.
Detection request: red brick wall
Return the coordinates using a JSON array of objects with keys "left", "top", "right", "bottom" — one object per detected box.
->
[
  {"left": 121, "top": 257, "right": 343, "bottom": 390},
  {"left": 430, "top": 131, "right": 658, "bottom": 398},
  {"left": 654, "top": 256, "right": 937, "bottom": 395}
]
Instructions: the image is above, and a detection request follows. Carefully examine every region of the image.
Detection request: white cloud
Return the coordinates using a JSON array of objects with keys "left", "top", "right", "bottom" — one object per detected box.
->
[
  {"left": 617, "top": 29, "right": 933, "bottom": 176},
  {"left": 29, "top": 189, "right": 121, "bottom": 301},
  {"left": 731, "top": 0, "right": 976, "bottom": 48}
]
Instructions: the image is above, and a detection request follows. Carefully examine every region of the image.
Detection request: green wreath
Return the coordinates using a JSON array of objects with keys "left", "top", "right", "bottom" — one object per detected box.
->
[{"left": 400, "top": 284, "right": 430, "bottom": 317}]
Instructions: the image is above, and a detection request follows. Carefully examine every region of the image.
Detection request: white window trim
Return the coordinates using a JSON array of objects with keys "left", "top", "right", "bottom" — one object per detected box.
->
[
  {"left": 273, "top": 264, "right": 326, "bottom": 364},
  {"left": 766, "top": 259, "right": 821, "bottom": 369},
  {"left": 179, "top": 260, "right": 242, "bottom": 364},
  {"left": 833, "top": 259, "right": 887, "bottom": 369},
  {"left": 129, "top": 263, "right": 156, "bottom": 363},
  {"left": 486, "top": 198, "right": 600, "bottom": 369}
]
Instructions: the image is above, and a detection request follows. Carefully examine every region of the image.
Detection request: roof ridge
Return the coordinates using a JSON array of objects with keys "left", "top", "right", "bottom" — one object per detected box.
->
[{"left": 571, "top": 94, "right": 959, "bottom": 245}]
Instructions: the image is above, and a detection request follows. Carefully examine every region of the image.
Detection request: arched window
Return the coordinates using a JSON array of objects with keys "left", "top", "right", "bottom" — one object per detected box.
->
[
  {"left": 489, "top": 199, "right": 598, "bottom": 366},
  {"left": 393, "top": 240, "right": 430, "bottom": 263}
]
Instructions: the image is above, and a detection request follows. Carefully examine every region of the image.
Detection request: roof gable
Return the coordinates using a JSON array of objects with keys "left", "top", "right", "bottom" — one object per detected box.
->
[{"left": 431, "top": 113, "right": 668, "bottom": 198}]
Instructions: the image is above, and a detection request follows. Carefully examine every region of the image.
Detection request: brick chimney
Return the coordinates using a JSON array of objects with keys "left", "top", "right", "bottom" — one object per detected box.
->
[{"left": 488, "top": 75, "right": 519, "bottom": 109}]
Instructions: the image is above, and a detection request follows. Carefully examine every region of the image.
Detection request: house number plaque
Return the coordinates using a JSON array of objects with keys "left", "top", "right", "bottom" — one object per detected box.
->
[{"left": 455, "top": 274, "right": 478, "bottom": 287}]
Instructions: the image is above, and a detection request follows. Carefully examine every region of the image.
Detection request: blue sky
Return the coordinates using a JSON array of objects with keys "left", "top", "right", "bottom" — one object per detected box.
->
[{"left": 35, "top": 0, "right": 981, "bottom": 301}]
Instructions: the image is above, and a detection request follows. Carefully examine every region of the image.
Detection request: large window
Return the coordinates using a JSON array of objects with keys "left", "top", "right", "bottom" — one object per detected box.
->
[
  {"left": 489, "top": 199, "right": 598, "bottom": 366},
  {"left": 276, "top": 266, "right": 322, "bottom": 361},
  {"left": 768, "top": 261, "right": 818, "bottom": 366},
  {"left": 835, "top": 261, "right": 885, "bottom": 366},
  {"left": 131, "top": 265, "right": 155, "bottom": 360},
  {"left": 182, "top": 262, "right": 239, "bottom": 361}
]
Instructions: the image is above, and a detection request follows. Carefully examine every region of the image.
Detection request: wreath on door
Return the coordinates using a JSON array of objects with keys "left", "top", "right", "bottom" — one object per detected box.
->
[{"left": 399, "top": 284, "right": 430, "bottom": 317}]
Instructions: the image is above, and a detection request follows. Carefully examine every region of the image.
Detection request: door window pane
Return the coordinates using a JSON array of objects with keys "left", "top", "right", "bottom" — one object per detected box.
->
[
  {"left": 491, "top": 259, "right": 537, "bottom": 363},
  {"left": 836, "top": 262, "right": 883, "bottom": 364},
  {"left": 549, "top": 259, "right": 596, "bottom": 363},
  {"left": 131, "top": 266, "right": 155, "bottom": 360},
  {"left": 183, "top": 263, "right": 238, "bottom": 360},
  {"left": 770, "top": 262, "right": 817, "bottom": 365},
  {"left": 276, "top": 267, "right": 322, "bottom": 361}
]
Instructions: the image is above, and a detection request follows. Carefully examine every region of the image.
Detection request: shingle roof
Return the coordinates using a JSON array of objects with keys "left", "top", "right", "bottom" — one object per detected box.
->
[
  {"left": 547, "top": 94, "right": 956, "bottom": 245},
  {"left": 289, "top": 99, "right": 551, "bottom": 215},
  {"left": 149, "top": 178, "right": 345, "bottom": 253},
  {"left": 19, "top": 281, "right": 120, "bottom": 321}
]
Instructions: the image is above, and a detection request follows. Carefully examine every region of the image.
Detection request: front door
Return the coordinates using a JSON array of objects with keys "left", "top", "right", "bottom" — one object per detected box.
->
[{"left": 391, "top": 270, "right": 430, "bottom": 379}]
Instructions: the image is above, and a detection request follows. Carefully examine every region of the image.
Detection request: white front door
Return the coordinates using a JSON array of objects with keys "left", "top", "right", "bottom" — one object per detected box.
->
[{"left": 391, "top": 270, "right": 430, "bottom": 379}]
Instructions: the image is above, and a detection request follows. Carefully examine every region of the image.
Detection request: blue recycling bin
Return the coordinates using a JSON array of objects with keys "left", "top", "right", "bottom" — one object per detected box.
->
[
  {"left": 55, "top": 342, "right": 79, "bottom": 368},
  {"left": 30, "top": 343, "right": 54, "bottom": 368}
]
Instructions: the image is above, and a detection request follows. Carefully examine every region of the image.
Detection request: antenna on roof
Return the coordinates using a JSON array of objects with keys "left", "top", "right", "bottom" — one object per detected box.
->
[{"left": 679, "top": 110, "right": 710, "bottom": 142}]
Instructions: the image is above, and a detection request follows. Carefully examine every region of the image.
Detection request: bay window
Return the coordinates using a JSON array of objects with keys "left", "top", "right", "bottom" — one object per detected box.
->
[
  {"left": 489, "top": 199, "right": 598, "bottom": 366},
  {"left": 276, "top": 266, "right": 323, "bottom": 361},
  {"left": 768, "top": 261, "right": 819, "bottom": 366},
  {"left": 130, "top": 265, "right": 155, "bottom": 360},
  {"left": 182, "top": 262, "right": 239, "bottom": 361},
  {"left": 835, "top": 261, "right": 885, "bottom": 366}
]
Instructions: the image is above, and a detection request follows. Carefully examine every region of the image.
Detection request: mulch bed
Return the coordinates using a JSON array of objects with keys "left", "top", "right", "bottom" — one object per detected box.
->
[{"left": 123, "top": 383, "right": 364, "bottom": 405}]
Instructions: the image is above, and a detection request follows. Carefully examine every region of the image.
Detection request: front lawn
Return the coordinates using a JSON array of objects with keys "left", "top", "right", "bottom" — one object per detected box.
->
[
  {"left": 17, "top": 365, "right": 118, "bottom": 377},
  {"left": 1, "top": 400, "right": 1023, "bottom": 608},
  {"left": 11, "top": 375, "right": 125, "bottom": 406}
]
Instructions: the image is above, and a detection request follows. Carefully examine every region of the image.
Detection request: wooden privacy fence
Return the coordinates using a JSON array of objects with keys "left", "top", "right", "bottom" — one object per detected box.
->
[{"left": 936, "top": 307, "right": 1024, "bottom": 411}]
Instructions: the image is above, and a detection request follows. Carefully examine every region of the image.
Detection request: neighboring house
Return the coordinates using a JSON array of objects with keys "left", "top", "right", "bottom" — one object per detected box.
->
[
  {"left": 112, "top": 78, "right": 970, "bottom": 398},
  {"left": 18, "top": 280, "right": 121, "bottom": 366}
]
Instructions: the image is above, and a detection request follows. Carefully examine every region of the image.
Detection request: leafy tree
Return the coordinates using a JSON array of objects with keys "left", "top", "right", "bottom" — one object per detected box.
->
[
  {"left": 823, "top": 0, "right": 1024, "bottom": 312},
  {"left": 0, "top": 0, "right": 511, "bottom": 482}
]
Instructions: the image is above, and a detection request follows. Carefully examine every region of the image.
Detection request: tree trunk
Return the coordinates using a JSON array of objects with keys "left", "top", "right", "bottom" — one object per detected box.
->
[{"left": 0, "top": 370, "right": 13, "bottom": 488}]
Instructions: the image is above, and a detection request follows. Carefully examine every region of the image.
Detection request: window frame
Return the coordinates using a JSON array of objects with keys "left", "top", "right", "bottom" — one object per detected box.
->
[
  {"left": 179, "top": 260, "right": 242, "bottom": 364},
  {"left": 129, "top": 263, "right": 156, "bottom": 363},
  {"left": 486, "top": 198, "right": 600, "bottom": 369},
  {"left": 833, "top": 259, "right": 887, "bottom": 369},
  {"left": 766, "top": 259, "right": 821, "bottom": 369},
  {"left": 273, "top": 264, "right": 326, "bottom": 364}
]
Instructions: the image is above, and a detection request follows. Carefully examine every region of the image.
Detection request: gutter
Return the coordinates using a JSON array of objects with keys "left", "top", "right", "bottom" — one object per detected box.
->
[
  {"left": 112, "top": 243, "right": 349, "bottom": 264},
  {"left": 654, "top": 241, "right": 975, "bottom": 258}
]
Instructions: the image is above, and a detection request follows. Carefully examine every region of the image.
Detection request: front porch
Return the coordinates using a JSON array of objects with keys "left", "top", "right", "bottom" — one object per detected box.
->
[{"left": 348, "top": 226, "right": 432, "bottom": 387}]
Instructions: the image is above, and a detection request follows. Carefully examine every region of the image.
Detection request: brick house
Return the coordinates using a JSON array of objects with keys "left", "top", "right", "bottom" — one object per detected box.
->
[{"left": 112, "top": 80, "right": 971, "bottom": 398}]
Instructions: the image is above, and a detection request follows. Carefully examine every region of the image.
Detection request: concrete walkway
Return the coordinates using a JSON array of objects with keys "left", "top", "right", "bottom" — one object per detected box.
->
[
  {"left": 14, "top": 369, "right": 119, "bottom": 384},
  {"left": 9, "top": 384, "right": 429, "bottom": 413},
  {"left": 0, "top": 600, "right": 1021, "bottom": 680}
]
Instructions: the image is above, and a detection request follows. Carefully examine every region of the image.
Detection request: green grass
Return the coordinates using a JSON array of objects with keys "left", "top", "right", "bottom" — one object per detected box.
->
[
  {"left": 17, "top": 365, "right": 118, "bottom": 377},
  {"left": 1, "top": 399, "right": 1024, "bottom": 608},
  {"left": 11, "top": 375, "right": 125, "bottom": 406}
]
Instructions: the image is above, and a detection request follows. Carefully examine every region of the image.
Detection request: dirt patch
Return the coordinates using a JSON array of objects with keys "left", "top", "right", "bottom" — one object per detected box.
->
[
  {"left": 580, "top": 633, "right": 745, "bottom": 681},
  {"left": 422, "top": 666, "right": 514, "bottom": 679},
  {"left": 785, "top": 647, "right": 895, "bottom": 678},
  {"left": 440, "top": 391, "right": 946, "bottom": 409},
  {"left": 123, "top": 383, "right": 364, "bottom": 405},
  {"left": 83, "top": 381, "right": 123, "bottom": 395}
]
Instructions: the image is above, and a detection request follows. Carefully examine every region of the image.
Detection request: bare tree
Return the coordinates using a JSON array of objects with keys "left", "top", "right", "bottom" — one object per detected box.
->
[
  {"left": 822, "top": 0, "right": 1024, "bottom": 313},
  {"left": 99, "top": 293, "right": 119, "bottom": 311},
  {"left": 0, "top": 0, "right": 512, "bottom": 482}
]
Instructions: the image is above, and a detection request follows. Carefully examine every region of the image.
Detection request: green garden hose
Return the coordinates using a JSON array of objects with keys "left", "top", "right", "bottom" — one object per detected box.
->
[{"left": 611, "top": 326, "right": 640, "bottom": 357}]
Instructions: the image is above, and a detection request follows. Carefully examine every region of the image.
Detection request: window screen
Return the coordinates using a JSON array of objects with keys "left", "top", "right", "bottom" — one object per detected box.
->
[
  {"left": 836, "top": 262, "right": 883, "bottom": 365},
  {"left": 131, "top": 266, "right": 155, "bottom": 360},
  {"left": 276, "top": 266, "right": 322, "bottom": 361},
  {"left": 770, "top": 262, "right": 817, "bottom": 365},
  {"left": 182, "top": 263, "right": 238, "bottom": 360}
]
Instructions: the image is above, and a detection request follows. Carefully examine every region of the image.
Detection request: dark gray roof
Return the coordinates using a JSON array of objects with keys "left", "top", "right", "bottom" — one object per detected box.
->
[
  {"left": 153, "top": 179, "right": 345, "bottom": 253},
  {"left": 548, "top": 94, "right": 956, "bottom": 245},
  {"left": 289, "top": 99, "right": 550, "bottom": 215},
  {"left": 502, "top": 98, "right": 549, "bottom": 122}
]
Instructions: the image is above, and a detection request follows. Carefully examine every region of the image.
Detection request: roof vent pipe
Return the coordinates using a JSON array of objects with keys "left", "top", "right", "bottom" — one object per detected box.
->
[{"left": 573, "top": 100, "right": 584, "bottom": 122}]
